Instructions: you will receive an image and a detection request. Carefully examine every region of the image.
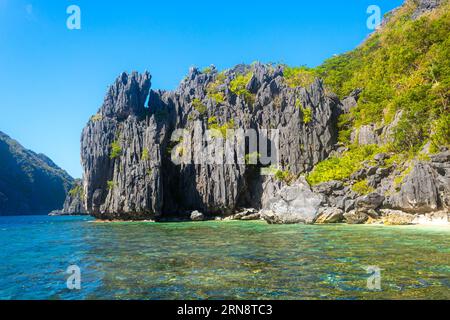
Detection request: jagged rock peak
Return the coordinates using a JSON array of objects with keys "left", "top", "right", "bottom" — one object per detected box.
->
[{"left": 100, "top": 71, "right": 152, "bottom": 120}]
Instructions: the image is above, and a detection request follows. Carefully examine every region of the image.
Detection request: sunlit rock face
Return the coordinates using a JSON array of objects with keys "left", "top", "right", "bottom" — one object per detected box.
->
[
  {"left": 412, "top": 0, "right": 443, "bottom": 19},
  {"left": 81, "top": 65, "right": 340, "bottom": 220},
  {"left": 80, "top": 64, "right": 450, "bottom": 222},
  {"left": 261, "top": 177, "right": 324, "bottom": 224}
]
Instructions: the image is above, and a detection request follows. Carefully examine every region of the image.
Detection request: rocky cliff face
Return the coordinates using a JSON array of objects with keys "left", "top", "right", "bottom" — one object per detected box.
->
[
  {"left": 50, "top": 179, "right": 87, "bottom": 216},
  {"left": 81, "top": 64, "right": 449, "bottom": 223},
  {"left": 81, "top": 0, "right": 449, "bottom": 223},
  {"left": 65, "top": 180, "right": 87, "bottom": 215},
  {"left": 81, "top": 64, "right": 340, "bottom": 220},
  {"left": 0, "top": 131, "right": 74, "bottom": 215}
]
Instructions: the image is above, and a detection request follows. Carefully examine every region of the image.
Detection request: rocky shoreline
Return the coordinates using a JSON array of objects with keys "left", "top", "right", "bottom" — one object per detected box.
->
[{"left": 90, "top": 210, "right": 450, "bottom": 226}]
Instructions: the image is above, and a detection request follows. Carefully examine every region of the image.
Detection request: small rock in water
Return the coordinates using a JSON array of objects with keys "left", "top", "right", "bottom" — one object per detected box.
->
[{"left": 190, "top": 210, "right": 205, "bottom": 221}]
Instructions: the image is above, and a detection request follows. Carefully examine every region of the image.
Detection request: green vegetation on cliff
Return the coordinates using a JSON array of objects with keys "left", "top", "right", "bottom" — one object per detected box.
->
[
  {"left": 283, "top": 66, "right": 316, "bottom": 88},
  {"left": 192, "top": 98, "right": 207, "bottom": 116},
  {"left": 110, "top": 140, "right": 122, "bottom": 159},
  {"left": 307, "top": 145, "right": 381, "bottom": 185},
  {"left": 207, "top": 117, "right": 235, "bottom": 138},
  {"left": 230, "top": 72, "right": 254, "bottom": 104},
  {"left": 68, "top": 184, "right": 84, "bottom": 200},
  {"left": 315, "top": 0, "right": 450, "bottom": 152},
  {"left": 305, "top": 0, "right": 449, "bottom": 186}
]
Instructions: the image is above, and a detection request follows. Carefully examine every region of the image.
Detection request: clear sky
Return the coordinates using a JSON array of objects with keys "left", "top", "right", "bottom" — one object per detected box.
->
[{"left": 0, "top": 0, "right": 404, "bottom": 178}]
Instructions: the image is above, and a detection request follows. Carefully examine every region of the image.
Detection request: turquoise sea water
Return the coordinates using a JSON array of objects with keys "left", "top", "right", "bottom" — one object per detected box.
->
[{"left": 0, "top": 215, "right": 449, "bottom": 300}]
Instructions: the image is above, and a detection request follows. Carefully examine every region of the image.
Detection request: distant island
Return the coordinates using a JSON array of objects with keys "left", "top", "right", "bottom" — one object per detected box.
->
[{"left": 0, "top": 131, "right": 73, "bottom": 215}]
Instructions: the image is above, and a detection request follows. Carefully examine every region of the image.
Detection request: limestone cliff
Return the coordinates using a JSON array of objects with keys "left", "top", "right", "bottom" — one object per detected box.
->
[
  {"left": 50, "top": 179, "right": 87, "bottom": 216},
  {"left": 80, "top": 0, "right": 449, "bottom": 223},
  {"left": 81, "top": 65, "right": 340, "bottom": 220}
]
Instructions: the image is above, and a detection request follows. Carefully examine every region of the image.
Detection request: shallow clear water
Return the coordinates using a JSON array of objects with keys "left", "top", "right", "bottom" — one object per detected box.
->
[{"left": 0, "top": 215, "right": 449, "bottom": 300}]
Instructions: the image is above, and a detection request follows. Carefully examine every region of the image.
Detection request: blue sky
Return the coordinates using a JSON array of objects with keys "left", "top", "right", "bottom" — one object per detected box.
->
[{"left": 0, "top": 0, "right": 403, "bottom": 178}]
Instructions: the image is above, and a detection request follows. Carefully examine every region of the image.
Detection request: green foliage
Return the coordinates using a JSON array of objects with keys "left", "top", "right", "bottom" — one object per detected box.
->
[
  {"left": 394, "top": 165, "right": 412, "bottom": 189},
  {"left": 283, "top": 66, "right": 316, "bottom": 88},
  {"left": 68, "top": 184, "right": 84, "bottom": 199},
  {"left": 430, "top": 113, "right": 450, "bottom": 152},
  {"left": 141, "top": 148, "right": 149, "bottom": 161},
  {"left": 230, "top": 72, "right": 254, "bottom": 104},
  {"left": 166, "top": 136, "right": 183, "bottom": 156},
  {"left": 337, "top": 113, "right": 353, "bottom": 144},
  {"left": 351, "top": 179, "right": 374, "bottom": 195},
  {"left": 110, "top": 140, "right": 122, "bottom": 159},
  {"left": 192, "top": 98, "right": 207, "bottom": 116},
  {"left": 274, "top": 169, "right": 296, "bottom": 184},
  {"left": 303, "top": 107, "right": 312, "bottom": 124},
  {"left": 296, "top": 99, "right": 312, "bottom": 124},
  {"left": 208, "top": 117, "right": 235, "bottom": 138},
  {"left": 202, "top": 66, "right": 213, "bottom": 74},
  {"left": 307, "top": 145, "right": 381, "bottom": 185},
  {"left": 206, "top": 73, "right": 227, "bottom": 104},
  {"left": 90, "top": 114, "right": 102, "bottom": 122},
  {"left": 107, "top": 180, "right": 116, "bottom": 191},
  {"left": 208, "top": 116, "right": 218, "bottom": 125},
  {"left": 209, "top": 92, "right": 225, "bottom": 104},
  {"left": 313, "top": 1, "right": 450, "bottom": 152},
  {"left": 175, "top": 146, "right": 184, "bottom": 157}
]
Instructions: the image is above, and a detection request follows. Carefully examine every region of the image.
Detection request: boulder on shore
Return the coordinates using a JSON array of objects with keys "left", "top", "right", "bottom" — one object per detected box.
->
[
  {"left": 261, "top": 177, "right": 324, "bottom": 224},
  {"left": 355, "top": 192, "right": 384, "bottom": 212},
  {"left": 315, "top": 207, "right": 344, "bottom": 224},
  {"left": 343, "top": 210, "right": 368, "bottom": 224},
  {"left": 190, "top": 210, "right": 205, "bottom": 221},
  {"left": 380, "top": 209, "right": 415, "bottom": 225}
]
